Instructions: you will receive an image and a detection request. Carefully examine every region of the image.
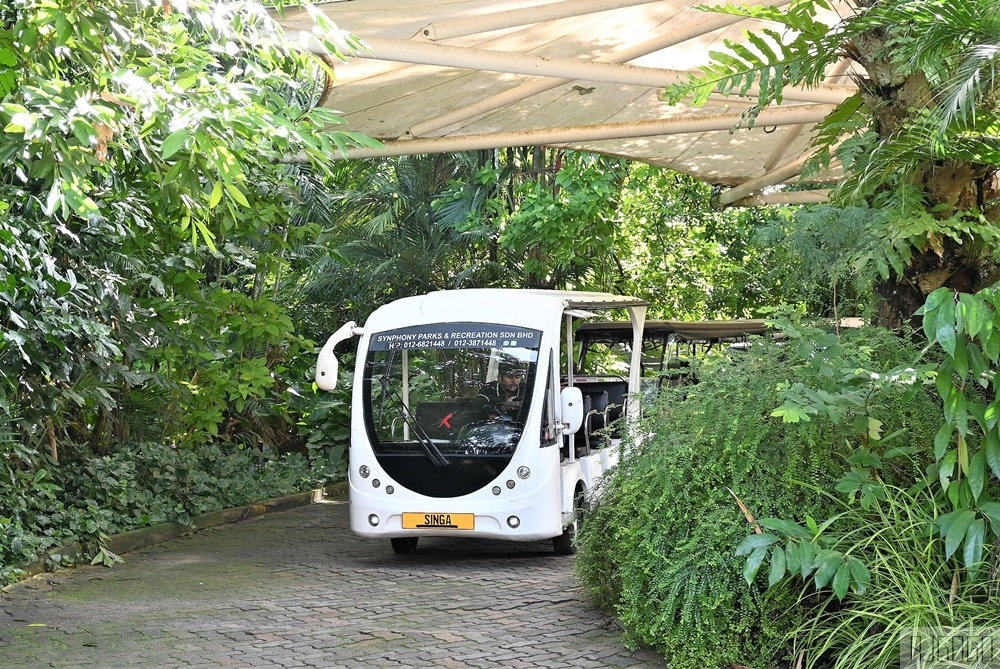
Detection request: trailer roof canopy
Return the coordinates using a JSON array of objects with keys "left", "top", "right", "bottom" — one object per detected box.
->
[{"left": 276, "top": 0, "right": 857, "bottom": 205}]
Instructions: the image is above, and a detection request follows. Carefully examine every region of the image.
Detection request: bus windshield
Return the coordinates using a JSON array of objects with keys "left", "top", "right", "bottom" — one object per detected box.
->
[{"left": 361, "top": 322, "right": 542, "bottom": 497}]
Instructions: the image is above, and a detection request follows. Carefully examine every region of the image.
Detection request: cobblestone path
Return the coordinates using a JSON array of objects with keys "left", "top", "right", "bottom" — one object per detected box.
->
[{"left": 0, "top": 500, "right": 665, "bottom": 668}]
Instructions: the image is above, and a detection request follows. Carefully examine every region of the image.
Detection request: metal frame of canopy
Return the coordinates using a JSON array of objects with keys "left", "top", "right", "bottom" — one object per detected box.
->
[
  {"left": 275, "top": 0, "right": 859, "bottom": 202},
  {"left": 575, "top": 319, "right": 772, "bottom": 374}
]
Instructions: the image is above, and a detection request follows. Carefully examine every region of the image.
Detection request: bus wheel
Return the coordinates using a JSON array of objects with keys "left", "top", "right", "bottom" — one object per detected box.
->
[
  {"left": 552, "top": 526, "right": 575, "bottom": 555},
  {"left": 391, "top": 537, "right": 419, "bottom": 554},
  {"left": 553, "top": 490, "right": 584, "bottom": 556}
]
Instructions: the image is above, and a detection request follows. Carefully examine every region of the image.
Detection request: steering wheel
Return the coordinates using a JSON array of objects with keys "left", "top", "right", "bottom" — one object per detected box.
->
[{"left": 485, "top": 399, "right": 521, "bottom": 419}]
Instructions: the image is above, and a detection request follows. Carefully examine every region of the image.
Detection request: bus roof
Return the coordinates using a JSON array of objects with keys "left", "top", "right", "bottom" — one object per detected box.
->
[
  {"left": 364, "top": 289, "right": 648, "bottom": 331},
  {"left": 440, "top": 289, "right": 649, "bottom": 311},
  {"left": 576, "top": 319, "right": 770, "bottom": 346}
]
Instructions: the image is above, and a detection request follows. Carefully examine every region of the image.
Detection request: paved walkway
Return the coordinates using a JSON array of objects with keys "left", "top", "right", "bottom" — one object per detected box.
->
[{"left": 0, "top": 499, "right": 665, "bottom": 668}]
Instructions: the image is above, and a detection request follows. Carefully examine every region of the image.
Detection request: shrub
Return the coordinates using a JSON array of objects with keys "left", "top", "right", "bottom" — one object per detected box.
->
[
  {"left": 576, "top": 323, "right": 941, "bottom": 669},
  {"left": 753, "top": 481, "right": 997, "bottom": 669},
  {"left": 734, "top": 286, "right": 1000, "bottom": 669},
  {"left": 0, "top": 439, "right": 344, "bottom": 585}
]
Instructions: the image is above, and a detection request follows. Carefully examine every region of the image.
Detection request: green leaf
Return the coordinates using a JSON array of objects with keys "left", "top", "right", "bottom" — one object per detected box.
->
[
  {"left": 939, "top": 449, "right": 957, "bottom": 491},
  {"left": 758, "top": 518, "right": 812, "bottom": 539},
  {"left": 968, "top": 449, "right": 986, "bottom": 502},
  {"left": 831, "top": 561, "right": 850, "bottom": 600},
  {"left": 967, "top": 343, "right": 989, "bottom": 379},
  {"left": 784, "top": 542, "right": 801, "bottom": 574},
  {"left": 958, "top": 293, "right": 987, "bottom": 339},
  {"left": 985, "top": 430, "right": 1000, "bottom": 479},
  {"left": 953, "top": 337, "right": 969, "bottom": 380},
  {"left": 813, "top": 550, "right": 844, "bottom": 590},
  {"left": 743, "top": 544, "right": 769, "bottom": 584},
  {"left": 978, "top": 502, "right": 1000, "bottom": 528},
  {"left": 209, "top": 181, "right": 223, "bottom": 208},
  {"left": 770, "top": 404, "right": 812, "bottom": 423},
  {"left": 964, "top": 518, "right": 985, "bottom": 573},
  {"left": 867, "top": 417, "right": 883, "bottom": 441},
  {"left": 768, "top": 546, "right": 786, "bottom": 586},
  {"left": 846, "top": 556, "right": 870, "bottom": 594},
  {"left": 934, "top": 422, "right": 953, "bottom": 460},
  {"left": 798, "top": 541, "right": 817, "bottom": 579},
  {"left": 987, "top": 331, "right": 1000, "bottom": 363},
  {"left": 937, "top": 322, "right": 957, "bottom": 357},
  {"left": 735, "top": 533, "right": 779, "bottom": 556},
  {"left": 937, "top": 509, "right": 962, "bottom": 539},
  {"left": 71, "top": 118, "right": 97, "bottom": 146},
  {"left": 192, "top": 218, "right": 217, "bottom": 254},
  {"left": 224, "top": 182, "right": 250, "bottom": 207},
  {"left": 944, "top": 510, "right": 976, "bottom": 559},
  {"left": 161, "top": 128, "right": 190, "bottom": 159},
  {"left": 922, "top": 288, "right": 952, "bottom": 340}
]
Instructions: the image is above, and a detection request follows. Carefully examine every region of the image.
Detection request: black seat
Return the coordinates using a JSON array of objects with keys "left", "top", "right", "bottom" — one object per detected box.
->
[{"left": 584, "top": 390, "right": 609, "bottom": 450}]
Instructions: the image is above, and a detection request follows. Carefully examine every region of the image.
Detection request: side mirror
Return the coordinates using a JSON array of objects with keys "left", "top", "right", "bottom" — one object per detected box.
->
[
  {"left": 560, "top": 386, "right": 584, "bottom": 434},
  {"left": 315, "top": 321, "right": 358, "bottom": 391}
]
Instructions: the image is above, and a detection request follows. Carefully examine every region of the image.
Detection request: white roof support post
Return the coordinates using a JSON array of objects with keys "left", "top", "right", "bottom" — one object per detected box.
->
[
  {"left": 725, "top": 189, "right": 832, "bottom": 206},
  {"left": 565, "top": 312, "right": 576, "bottom": 463},
  {"left": 326, "top": 36, "right": 857, "bottom": 105},
  {"left": 282, "top": 104, "right": 835, "bottom": 162},
  {"left": 717, "top": 150, "right": 830, "bottom": 206},
  {"left": 626, "top": 303, "right": 647, "bottom": 430}
]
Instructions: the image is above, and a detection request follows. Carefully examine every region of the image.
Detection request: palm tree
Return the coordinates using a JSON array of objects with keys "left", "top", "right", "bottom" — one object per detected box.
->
[{"left": 296, "top": 152, "right": 515, "bottom": 327}]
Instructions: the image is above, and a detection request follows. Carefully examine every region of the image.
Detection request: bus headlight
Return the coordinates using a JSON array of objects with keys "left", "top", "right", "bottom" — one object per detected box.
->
[
  {"left": 368, "top": 514, "right": 380, "bottom": 527},
  {"left": 507, "top": 516, "right": 520, "bottom": 529},
  {"left": 359, "top": 465, "right": 370, "bottom": 479},
  {"left": 517, "top": 466, "right": 530, "bottom": 479}
]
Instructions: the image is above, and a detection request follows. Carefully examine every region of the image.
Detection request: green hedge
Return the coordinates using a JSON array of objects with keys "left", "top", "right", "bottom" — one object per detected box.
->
[
  {"left": 0, "top": 441, "right": 343, "bottom": 585},
  {"left": 576, "top": 326, "right": 940, "bottom": 669}
]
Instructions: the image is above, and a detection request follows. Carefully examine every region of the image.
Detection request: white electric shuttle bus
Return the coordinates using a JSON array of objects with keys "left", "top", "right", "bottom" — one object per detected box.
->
[{"left": 315, "top": 289, "right": 647, "bottom": 554}]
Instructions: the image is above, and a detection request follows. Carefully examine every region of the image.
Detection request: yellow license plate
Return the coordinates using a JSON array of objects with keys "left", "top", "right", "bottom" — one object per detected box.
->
[{"left": 402, "top": 512, "right": 475, "bottom": 530}]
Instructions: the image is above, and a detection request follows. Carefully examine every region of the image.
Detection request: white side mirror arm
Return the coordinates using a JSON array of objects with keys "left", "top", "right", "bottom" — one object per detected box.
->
[{"left": 315, "top": 321, "right": 361, "bottom": 391}]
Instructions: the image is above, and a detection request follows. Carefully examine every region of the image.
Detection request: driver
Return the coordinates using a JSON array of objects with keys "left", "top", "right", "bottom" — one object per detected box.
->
[{"left": 476, "top": 358, "right": 524, "bottom": 419}]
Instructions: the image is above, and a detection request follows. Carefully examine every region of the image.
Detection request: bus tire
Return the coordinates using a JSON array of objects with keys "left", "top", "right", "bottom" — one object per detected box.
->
[
  {"left": 553, "top": 489, "right": 584, "bottom": 555},
  {"left": 391, "top": 537, "right": 419, "bottom": 554},
  {"left": 552, "top": 526, "right": 576, "bottom": 555}
]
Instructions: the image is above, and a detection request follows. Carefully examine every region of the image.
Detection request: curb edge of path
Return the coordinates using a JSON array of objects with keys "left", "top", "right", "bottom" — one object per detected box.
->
[{"left": 3, "top": 480, "right": 348, "bottom": 590}]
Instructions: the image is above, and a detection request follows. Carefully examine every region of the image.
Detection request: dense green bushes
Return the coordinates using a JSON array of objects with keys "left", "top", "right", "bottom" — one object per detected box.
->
[
  {"left": 0, "top": 440, "right": 340, "bottom": 585},
  {"left": 576, "top": 323, "right": 941, "bottom": 669}
]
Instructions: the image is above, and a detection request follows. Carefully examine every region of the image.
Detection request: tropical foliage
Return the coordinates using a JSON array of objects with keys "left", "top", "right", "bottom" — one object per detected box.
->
[
  {"left": 295, "top": 150, "right": 811, "bottom": 329},
  {"left": 576, "top": 320, "right": 940, "bottom": 669},
  {"left": 666, "top": 0, "right": 1000, "bottom": 327},
  {"left": 574, "top": 4, "right": 1000, "bottom": 669},
  {"left": 0, "top": 0, "right": 367, "bottom": 580}
]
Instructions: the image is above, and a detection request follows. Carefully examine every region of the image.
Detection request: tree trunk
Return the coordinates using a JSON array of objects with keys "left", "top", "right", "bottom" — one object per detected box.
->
[
  {"left": 873, "top": 278, "right": 925, "bottom": 330},
  {"left": 873, "top": 238, "right": 996, "bottom": 329}
]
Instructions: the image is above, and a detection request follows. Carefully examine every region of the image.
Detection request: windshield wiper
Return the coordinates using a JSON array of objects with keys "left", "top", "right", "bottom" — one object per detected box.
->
[
  {"left": 378, "top": 375, "right": 451, "bottom": 468},
  {"left": 376, "top": 350, "right": 396, "bottom": 423}
]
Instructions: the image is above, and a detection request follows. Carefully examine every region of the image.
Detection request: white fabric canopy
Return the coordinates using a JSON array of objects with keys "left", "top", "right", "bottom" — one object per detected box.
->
[{"left": 277, "top": 0, "right": 857, "bottom": 204}]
